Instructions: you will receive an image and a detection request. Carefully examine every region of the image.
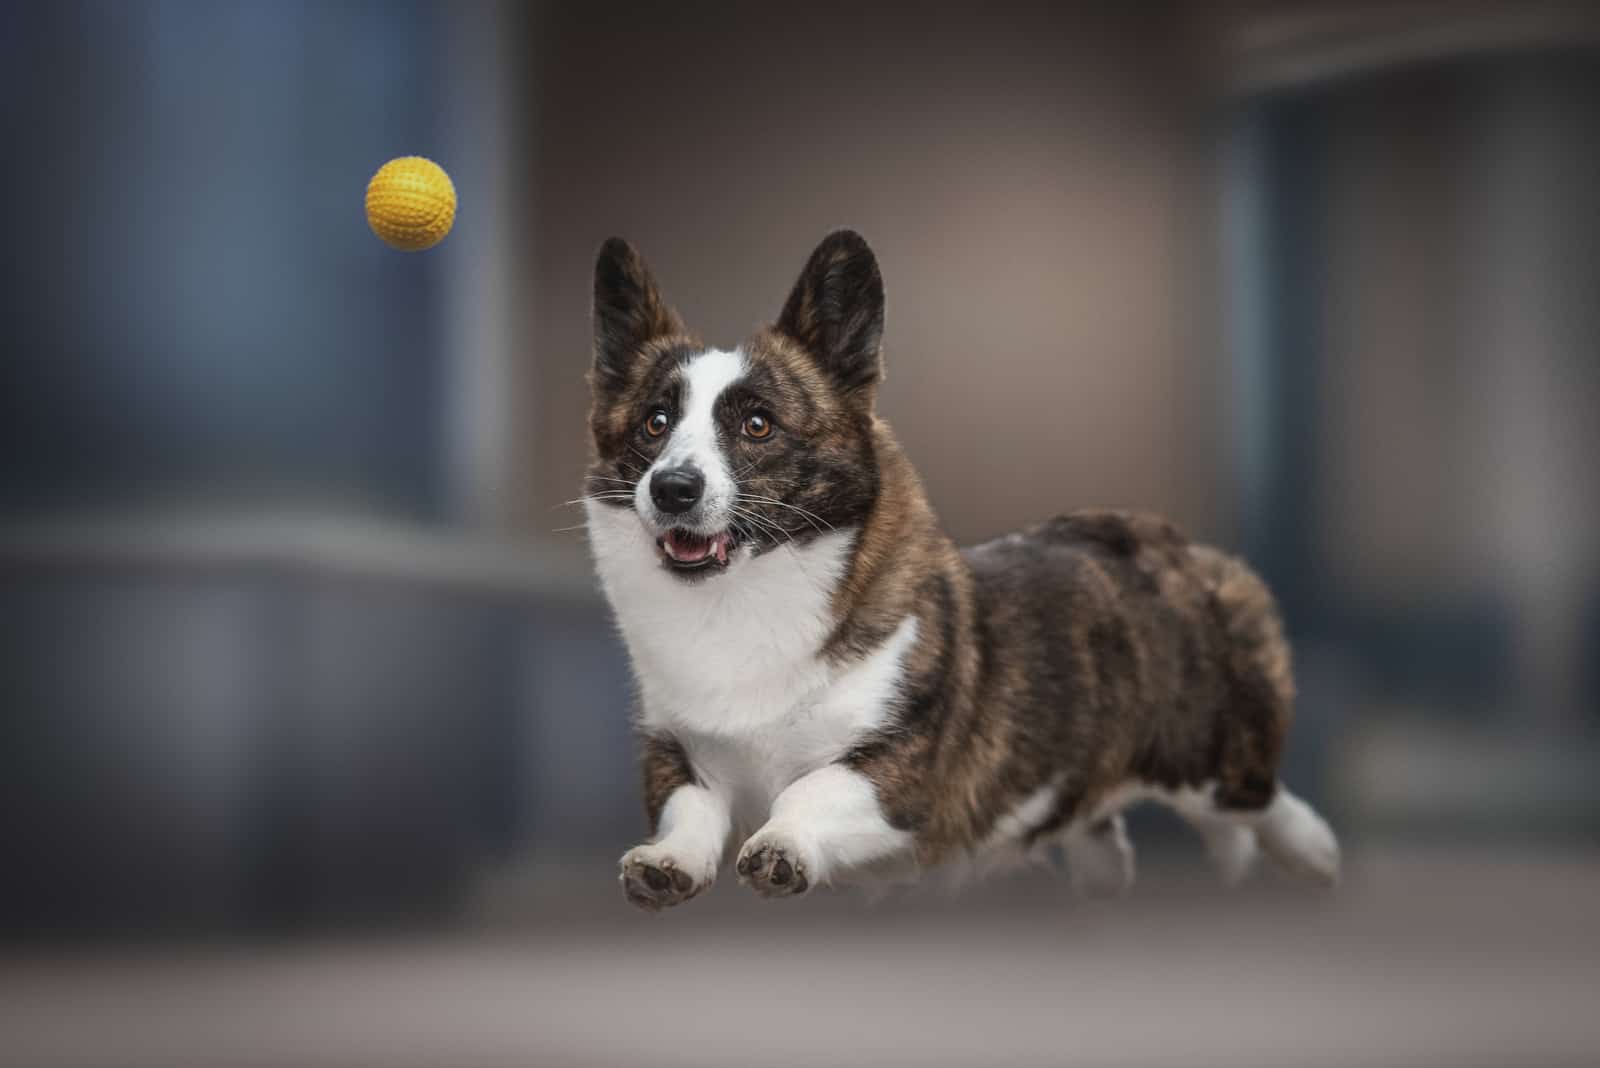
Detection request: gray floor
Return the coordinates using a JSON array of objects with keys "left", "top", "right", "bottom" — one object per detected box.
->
[{"left": 6, "top": 846, "right": 1600, "bottom": 1068}]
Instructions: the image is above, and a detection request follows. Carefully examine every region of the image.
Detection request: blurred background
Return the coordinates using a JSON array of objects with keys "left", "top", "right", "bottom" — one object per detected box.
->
[{"left": 3, "top": 2, "right": 1599, "bottom": 1066}]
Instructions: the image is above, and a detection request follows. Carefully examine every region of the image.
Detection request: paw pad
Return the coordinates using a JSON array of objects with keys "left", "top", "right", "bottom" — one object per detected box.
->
[
  {"left": 619, "top": 850, "right": 703, "bottom": 911},
  {"left": 737, "top": 840, "right": 810, "bottom": 898}
]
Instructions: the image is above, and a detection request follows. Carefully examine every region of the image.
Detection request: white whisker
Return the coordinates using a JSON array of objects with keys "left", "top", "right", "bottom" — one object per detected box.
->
[
  {"left": 562, "top": 492, "right": 634, "bottom": 507},
  {"left": 735, "top": 494, "right": 834, "bottom": 533},
  {"left": 729, "top": 504, "right": 790, "bottom": 546}
]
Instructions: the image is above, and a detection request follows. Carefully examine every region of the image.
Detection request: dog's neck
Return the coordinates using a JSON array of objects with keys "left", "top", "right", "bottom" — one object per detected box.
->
[
  {"left": 585, "top": 496, "right": 857, "bottom": 732},
  {"left": 820, "top": 419, "right": 964, "bottom": 662}
]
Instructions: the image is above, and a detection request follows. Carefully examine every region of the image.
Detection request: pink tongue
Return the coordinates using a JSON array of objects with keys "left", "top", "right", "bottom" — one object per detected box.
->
[
  {"left": 667, "top": 531, "right": 712, "bottom": 561},
  {"left": 666, "top": 531, "right": 730, "bottom": 564}
]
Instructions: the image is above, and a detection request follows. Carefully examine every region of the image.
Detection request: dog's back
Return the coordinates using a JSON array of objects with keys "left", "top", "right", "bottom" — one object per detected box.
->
[{"left": 963, "top": 511, "right": 1293, "bottom": 825}]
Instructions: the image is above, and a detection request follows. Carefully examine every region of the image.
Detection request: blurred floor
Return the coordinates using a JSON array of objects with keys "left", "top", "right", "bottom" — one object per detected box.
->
[{"left": 5, "top": 845, "right": 1599, "bottom": 1068}]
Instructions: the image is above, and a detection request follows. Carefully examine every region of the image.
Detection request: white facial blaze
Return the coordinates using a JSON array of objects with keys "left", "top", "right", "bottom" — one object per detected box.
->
[{"left": 634, "top": 347, "right": 745, "bottom": 529}]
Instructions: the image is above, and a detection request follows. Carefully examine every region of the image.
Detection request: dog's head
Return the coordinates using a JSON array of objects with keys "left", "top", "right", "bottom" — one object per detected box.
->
[{"left": 585, "top": 231, "right": 885, "bottom": 582}]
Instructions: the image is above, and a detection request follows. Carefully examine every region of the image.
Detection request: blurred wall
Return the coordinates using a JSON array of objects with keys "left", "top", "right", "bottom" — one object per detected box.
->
[
  {"left": 1318, "top": 60, "right": 1600, "bottom": 594},
  {"left": 522, "top": 2, "right": 1225, "bottom": 546},
  {"left": 1217, "top": 9, "right": 1600, "bottom": 831},
  {"left": 0, "top": 1, "right": 454, "bottom": 520},
  {"left": 0, "top": 0, "right": 586, "bottom": 939},
  {"left": 1317, "top": 56, "right": 1600, "bottom": 726}
]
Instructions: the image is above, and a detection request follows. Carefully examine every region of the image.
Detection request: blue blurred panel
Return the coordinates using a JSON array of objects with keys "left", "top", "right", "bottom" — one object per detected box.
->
[
  {"left": 1333, "top": 597, "right": 1517, "bottom": 715},
  {"left": 1227, "top": 89, "right": 1331, "bottom": 641},
  {"left": 0, "top": 571, "right": 276, "bottom": 935},
  {"left": 0, "top": 0, "right": 449, "bottom": 518},
  {"left": 1586, "top": 593, "right": 1600, "bottom": 725},
  {"left": 0, "top": 561, "right": 630, "bottom": 938}
]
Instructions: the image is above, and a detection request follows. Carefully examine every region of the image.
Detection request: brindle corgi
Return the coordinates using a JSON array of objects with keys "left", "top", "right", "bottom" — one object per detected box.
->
[{"left": 583, "top": 231, "right": 1339, "bottom": 910}]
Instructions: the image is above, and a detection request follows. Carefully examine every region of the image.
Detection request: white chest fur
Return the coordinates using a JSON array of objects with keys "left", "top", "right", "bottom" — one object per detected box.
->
[{"left": 586, "top": 504, "right": 916, "bottom": 826}]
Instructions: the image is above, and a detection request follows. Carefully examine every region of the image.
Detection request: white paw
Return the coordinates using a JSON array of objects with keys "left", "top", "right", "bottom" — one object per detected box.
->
[
  {"left": 1201, "top": 824, "right": 1261, "bottom": 888},
  {"left": 1259, "top": 793, "right": 1341, "bottom": 887},
  {"left": 736, "top": 828, "right": 815, "bottom": 898},
  {"left": 1287, "top": 815, "right": 1341, "bottom": 886},
  {"left": 1066, "top": 818, "right": 1136, "bottom": 898},
  {"left": 618, "top": 843, "right": 715, "bottom": 911}
]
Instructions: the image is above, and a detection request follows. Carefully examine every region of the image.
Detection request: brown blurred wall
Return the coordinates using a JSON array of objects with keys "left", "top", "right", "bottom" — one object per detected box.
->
[{"left": 519, "top": 2, "right": 1224, "bottom": 547}]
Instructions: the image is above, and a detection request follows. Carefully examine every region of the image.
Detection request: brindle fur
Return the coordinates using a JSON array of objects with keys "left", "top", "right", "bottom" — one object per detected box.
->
[
  {"left": 639, "top": 733, "right": 698, "bottom": 835},
  {"left": 593, "top": 232, "right": 1294, "bottom": 871}
]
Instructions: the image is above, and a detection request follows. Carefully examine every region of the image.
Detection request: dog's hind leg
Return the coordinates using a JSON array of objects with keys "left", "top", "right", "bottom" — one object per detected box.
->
[
  {"left": 1188, "top": 816, "right": 1261, "bottom": 887},
  {"left": 1249, "top": 785, "right": 1340, "bottom": 885},
  {"left": 1064, "top": 814, "right": 1136, "bottom": 898},
  {"left": 1193, "top": 783, "right": 1339, "bottom": 886},
  {"left": 1187, "top": 549, "right": 1337, "bottom": 885}
]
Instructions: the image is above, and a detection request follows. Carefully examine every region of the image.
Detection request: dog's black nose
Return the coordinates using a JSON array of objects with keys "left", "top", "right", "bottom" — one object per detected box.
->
[{"left": 650, "top": 467, "right": 704, "bottom": 515}]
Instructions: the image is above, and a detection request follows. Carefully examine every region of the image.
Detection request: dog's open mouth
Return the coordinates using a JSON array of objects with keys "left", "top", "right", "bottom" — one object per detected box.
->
[{"left": 657, "top": 528, "right": 735, "bottom": 571}]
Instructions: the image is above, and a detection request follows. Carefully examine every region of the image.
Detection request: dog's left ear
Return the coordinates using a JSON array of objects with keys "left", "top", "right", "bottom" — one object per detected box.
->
[
  {"left": 776, "top": 230, "right": 884, "bottom": 397},
  {"left": 592, "top": 237, "right": 684, "bottom": 390}
]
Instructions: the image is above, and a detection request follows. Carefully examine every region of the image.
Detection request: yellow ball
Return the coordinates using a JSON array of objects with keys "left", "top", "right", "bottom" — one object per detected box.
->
[{"left": 365, "top": 156, "right": 456, "bottom": 251}]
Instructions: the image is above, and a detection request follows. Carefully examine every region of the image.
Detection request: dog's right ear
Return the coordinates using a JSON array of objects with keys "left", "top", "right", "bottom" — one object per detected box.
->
[{"left": 592, "top": 238, "right": 683, "bottom": 389}]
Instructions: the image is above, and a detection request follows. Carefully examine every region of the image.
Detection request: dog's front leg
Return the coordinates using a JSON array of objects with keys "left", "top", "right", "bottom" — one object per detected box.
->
[
  {"left": 620, "top": 735, "right": 730, "bottom": 911},
  {"left": 620, "top": 783, "right": 730, "bottom": 911},
  {"left": 736, "top": 764, "right": 912, "bottom": 898}
]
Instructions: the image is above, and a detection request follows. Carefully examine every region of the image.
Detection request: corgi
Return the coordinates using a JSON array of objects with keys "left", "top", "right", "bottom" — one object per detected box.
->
[{"left": 583, "top": 230, "right": 1339, "bottom": 910}]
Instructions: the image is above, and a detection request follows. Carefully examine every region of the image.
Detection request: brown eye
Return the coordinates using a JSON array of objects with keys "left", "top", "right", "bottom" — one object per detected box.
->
[
  {"left": 644, "top": 410, "right": 670, "bottom": 438},
  {"left": 743, "top": 413, "right": 773, "bottom": 439}
]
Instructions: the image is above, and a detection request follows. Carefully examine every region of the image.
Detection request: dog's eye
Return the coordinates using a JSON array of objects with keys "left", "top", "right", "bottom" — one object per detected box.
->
[
  {"left": 644, "top": 410, "right": 670, "bottom": 438},
  {"left": 743, "top": 413, "right": 773, "bottom": 440}
]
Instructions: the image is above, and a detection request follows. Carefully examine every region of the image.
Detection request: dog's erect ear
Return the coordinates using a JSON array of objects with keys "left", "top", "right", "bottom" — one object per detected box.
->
[
  {"left": 592, "top": 238, "right": 683, "bottom": 387},
  {"left": 776, "top": 230, "right": 884, "bottom": 396}
]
